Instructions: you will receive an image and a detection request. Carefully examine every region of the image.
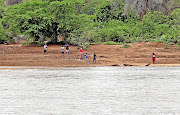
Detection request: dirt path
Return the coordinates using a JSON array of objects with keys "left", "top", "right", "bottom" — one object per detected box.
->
[{"left": 0, "top": 42, "right": 180, "bottom": 67}]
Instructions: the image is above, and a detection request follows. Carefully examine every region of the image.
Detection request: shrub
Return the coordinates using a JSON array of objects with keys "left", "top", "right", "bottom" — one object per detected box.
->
[
  {"left": 84, "top": 42, "right": 90, "bottom": 47},
  {"left": 163, "top": 42, "right": 168, "bottom": 48},
  {"left": 148, "top": 43, "right": 153, "bottom": 46},
  {"left": 145, "top": 39, "right": 150, "bottom": 42},
  {"left": 81, "top": 42, "right": 90, "bottom": 50},
  {"left": 123, "top": 43, "right": 130, "bottom": 48},
  {"left": 22, "top": 42, "right": 28, "bottom": 45},
  {"left": 105, "top": 41, "right": 123, "bottom": 45},
  {"left": 84, "top": 47, "right": 87, "bottom": 50},
  {"left": 104, "top": 41, "right": 115, "bottom": 45},
  {"left": 178, "top": 42, "right": 180, "bottom": 45},
  {"left": 175, "top": 44, "right": 179, "bottom": 50},
  {"left": 116, "top": 42, "right": 123, "bottom": 45},
  {"left": 152, "top": 37, "right": 165, "bottom": 43}
]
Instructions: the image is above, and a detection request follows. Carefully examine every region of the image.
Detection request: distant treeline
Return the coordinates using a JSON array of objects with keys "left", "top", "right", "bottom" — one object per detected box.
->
[{"left": 0, "top": 0, "right": 179, "bottom": 45}]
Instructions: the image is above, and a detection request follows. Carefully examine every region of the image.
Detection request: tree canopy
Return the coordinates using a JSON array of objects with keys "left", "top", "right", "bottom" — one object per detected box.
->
[{"left": 0, "top": 0, "right": 179, "bottom": 44}]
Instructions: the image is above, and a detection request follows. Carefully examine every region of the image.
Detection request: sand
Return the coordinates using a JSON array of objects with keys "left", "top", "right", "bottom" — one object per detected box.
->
[{"left": 0, "top": 42, "right": 180, "bottom": 67}]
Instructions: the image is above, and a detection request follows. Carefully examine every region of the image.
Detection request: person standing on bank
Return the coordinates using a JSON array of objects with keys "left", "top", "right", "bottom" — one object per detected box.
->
[
  {"left": 65, "top": 43, "right": 69, "bottom": 55},
  {"left": 93, "top": 53, "right": 96, "bottom": 63},
  {"left": 80, "top": 48, "right": 83, "bottom": 59},
  {"left": 152, "top": 52, "right": 157, "bottom": 64},
  {"left": 44, "top": 44, "right": 47, "bottom": 54},
  {"left": 61, "top": 46, "right": 64, "bottom": 56},
  {"left": 84, "top": 53, "right": 89, "bottom": 66}
]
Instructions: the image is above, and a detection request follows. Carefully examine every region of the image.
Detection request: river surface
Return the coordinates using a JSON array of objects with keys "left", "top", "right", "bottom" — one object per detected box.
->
[{"left": 0, "top": 66, "right": 180, "bottom": 115}]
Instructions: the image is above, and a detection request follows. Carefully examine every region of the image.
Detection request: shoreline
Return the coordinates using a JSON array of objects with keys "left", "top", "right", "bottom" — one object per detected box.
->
[{"left": 0, "top": 64, "right": 180, "bottom": 69}]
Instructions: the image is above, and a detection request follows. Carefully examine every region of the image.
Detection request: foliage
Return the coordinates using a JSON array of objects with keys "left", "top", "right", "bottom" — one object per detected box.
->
[
  {"left": 82, "top": 42, "right": 90, "bottom": 50},
  {"left": 0, "top": 0, "right": 179, "bottom": 45},
  {"left": 82, "top": 0, "right": 104, "bottom": 15},
  {"left": 22, "top": 41, "right": 44, "bottom": 46},
  {"left": 175, "top": 44, "right": 179, "bottom": 50},
  {"left": 123, "top": 43, "right": 130, "bottom": 48},
  {"left": 2, "top": 0, "right": 82, "bottom": 43},
  {"left": 0, "top": 0, "right": 5, "bottom": 6},
  {"left": 0, "top": 20, "right": 6, "bottom": 43},
  {"left": 104, "top": 41, "right": 123, "bottom": 45}
]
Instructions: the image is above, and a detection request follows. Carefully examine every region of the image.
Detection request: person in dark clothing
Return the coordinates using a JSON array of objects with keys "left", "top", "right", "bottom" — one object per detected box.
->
[
  {"left": 93, "top": 53, "right": 96, "bottom": 63},
  {"left": 65, "top": 43, "right": 69, "bottom": 55}
]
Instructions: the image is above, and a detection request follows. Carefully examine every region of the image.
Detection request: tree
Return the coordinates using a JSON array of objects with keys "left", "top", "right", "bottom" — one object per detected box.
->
[
  {"left": 2, "top": 0, "right": 84, "bottom": 43},
  {"left": 47, "top": 0, "right": 83, "bottom": 42},
  {"left": 3, "top": 0, "right": 49, "bottom": 41}
]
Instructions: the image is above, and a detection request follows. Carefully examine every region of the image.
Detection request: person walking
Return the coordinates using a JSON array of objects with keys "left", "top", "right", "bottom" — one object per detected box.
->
[
  {"left": 93, "top": 53, "right": 96, "bottom": 63},
  {"left": 65, "top": 43, "right": 69, "bottom": 55},
  {"left": 152, "top": 52, "right": 157, "bottom": 64},
  {"left": 84, "top": 53, "right": 89, "bottom": 66},
  {"left": 61, "top": 46, "right": 64, "bottom": 56},
  {"left": 44, "top": 44, "right": 47, "bottom": 54},
  {"left": 80, "top": 48, "right": 83, "bottom": 59}
]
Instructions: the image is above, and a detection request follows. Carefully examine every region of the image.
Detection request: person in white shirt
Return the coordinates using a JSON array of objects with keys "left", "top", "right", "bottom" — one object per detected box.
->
[
  {"left": 61, "top": 46, "right": 64, "bottom": 56},
  {"left": 44, "top": 44, "right": 47, "bottom": 54}
]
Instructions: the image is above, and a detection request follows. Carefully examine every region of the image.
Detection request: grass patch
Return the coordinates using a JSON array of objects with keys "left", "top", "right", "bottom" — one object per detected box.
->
[
  {"left": 104, "top": 41, "right": 123, "bottom": 45},
  {"left": 148, "top": 43, "right": 153, "bottom": 46},
  {"left": 84, "top": 47, "right": 87, "bottom": 51},
  {"left": 123, "top": 43, "right": 130, "bottom": 48},
  {"left": 175, "top": 44, "right": 179, "bottom": 50}
]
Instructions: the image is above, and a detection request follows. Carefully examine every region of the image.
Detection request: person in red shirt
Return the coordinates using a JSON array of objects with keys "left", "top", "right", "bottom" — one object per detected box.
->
[
  {"left": 80, "top": 48, "right": 83, "bottom": 59},
  {"left": 152, "top": 52, "right": 157, "bottom": 64}
]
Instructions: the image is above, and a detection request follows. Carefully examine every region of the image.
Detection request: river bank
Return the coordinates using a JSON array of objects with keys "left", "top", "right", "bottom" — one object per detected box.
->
[{"left": 0, "top": 42, "right": 180, "bottom": 67}]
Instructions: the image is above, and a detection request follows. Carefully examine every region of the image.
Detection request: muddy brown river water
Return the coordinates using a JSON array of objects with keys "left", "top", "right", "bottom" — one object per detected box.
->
[{"left": 0, "top": 66, "right": 180, "bottom": 114}]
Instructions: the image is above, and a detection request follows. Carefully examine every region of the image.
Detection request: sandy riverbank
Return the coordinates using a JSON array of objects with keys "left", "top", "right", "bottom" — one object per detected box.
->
[{"left": 0, "top": 42, "right": 180, "bottom": 67}]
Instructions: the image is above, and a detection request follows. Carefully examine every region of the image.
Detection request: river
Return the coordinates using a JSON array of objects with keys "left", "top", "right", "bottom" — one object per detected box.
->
[{"left": 0, "top": 67, "right": 180, "bottom": 115}]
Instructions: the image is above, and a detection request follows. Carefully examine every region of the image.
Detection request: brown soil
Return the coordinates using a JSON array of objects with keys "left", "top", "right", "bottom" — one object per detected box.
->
[{"left": 0, "top": 42, "right": 180, "bottom": 67}]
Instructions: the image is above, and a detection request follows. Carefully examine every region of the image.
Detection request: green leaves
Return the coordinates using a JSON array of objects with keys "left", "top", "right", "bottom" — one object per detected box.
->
[
  {"left": 0, "top": 0, "right": 179, "bottom": 44},
  {"left": 0, "top": 19, "right": 6, "bottom": 43}
]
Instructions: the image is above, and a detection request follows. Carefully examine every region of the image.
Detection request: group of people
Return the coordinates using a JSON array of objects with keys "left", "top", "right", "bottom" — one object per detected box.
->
[
  {"left": 44, "top": 43, "right": 97, "bottom": 66},
  {"left": 80, "top": 47, "right": 96, "bottom": 66},
  {"left": 61, "top": 43, "right": 69, "bottom": 55},
  {"left": 44, "top": 43, "right": 157, "bottom": 65},
  {"left": 44, "top": 43, "right": 69, "bottom": 55}
]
